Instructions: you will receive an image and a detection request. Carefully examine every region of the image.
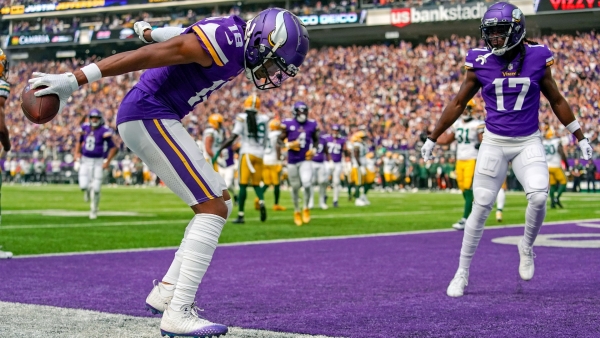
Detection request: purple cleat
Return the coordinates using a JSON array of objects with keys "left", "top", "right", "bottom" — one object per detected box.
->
[{"left": 160, "top": 303, "right": 228, "bottom": 338}]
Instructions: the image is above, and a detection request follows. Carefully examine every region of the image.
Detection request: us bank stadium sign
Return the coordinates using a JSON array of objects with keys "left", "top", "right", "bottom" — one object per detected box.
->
[
  {"left": 298, "top": 10, "right": 367, "bottom": 26},
  {"left": 534, "top": 0, "right": 600, "bottom": 12},
  {"left": 391, "top": 2, "right": 487, "bottom": 28}
]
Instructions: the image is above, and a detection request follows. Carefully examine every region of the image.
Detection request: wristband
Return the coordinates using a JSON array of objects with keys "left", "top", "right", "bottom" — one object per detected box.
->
[
  {"left": 566, "top": 120, "right": 581, "bottom": 133},
  {"left": 81, "top": 63, "right": 102, "bottom": 83}
]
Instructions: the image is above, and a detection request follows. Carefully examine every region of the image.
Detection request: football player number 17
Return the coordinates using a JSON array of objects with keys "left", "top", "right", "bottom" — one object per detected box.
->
[{"left": 492, "top": 77, "right": 530, "bottom": 111}]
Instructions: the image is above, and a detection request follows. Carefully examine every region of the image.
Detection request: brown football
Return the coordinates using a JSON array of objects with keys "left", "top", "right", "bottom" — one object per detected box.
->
[{"left": 21, "top": 85, "right": 60, "bottom": 124}]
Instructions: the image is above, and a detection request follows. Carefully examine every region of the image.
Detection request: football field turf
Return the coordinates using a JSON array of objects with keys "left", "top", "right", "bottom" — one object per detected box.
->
[
  {"left": 2, "top": 185, "right": 600, "bottom": 337},
  {"left": 2, "top": 185, "right": 600, "bottom": 256}
]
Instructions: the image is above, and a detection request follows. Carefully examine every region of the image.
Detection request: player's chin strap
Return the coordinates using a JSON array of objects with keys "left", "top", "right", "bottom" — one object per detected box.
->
[{"left": 491, "top": 28, "right": 526, "bottom": 56}]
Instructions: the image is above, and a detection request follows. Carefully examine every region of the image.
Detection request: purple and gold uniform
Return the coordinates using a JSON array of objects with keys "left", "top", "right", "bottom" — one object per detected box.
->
[
  {"left": 80, "top": 124, "right": 115, "bottom": 159},
  {"left": 465, "top": 44, "right": 553, "bottom": 137},
  {"left": 281, "top": 118, "right": 318, "bottom": 165},
  {"left": 327, "top": 135, "right": 345, "bottom": 164},
  {"left": 117, "top": 16, "right": 246, "bottom": 205}
]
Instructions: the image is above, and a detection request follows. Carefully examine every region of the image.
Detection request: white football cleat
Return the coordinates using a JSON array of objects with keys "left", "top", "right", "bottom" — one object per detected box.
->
[
  {"left": 0, "top": 247, "right": 13, "bottom": 259},
  {"left": 518, "top": 240, "right": 535, "bottom": 281},
  {"left": 447, "top": 268, "right": 469, "bottom": 297},
  {"left": 160, "top": 303, "right": 228, "bottom": 338},
  {"left": 354, "top": 198, "right": 366, "bottom": 207},
  {"left": 361, "top": 195, "right": 371, "bottom": 205},
  {"left": 452, "top": 218, "right": 466, "bottom": 230},
  {"left": 320, "top": 203, "right": 329, "bottom": 210},
  {"left": 146, "top": 280, "right": 174, "bottom": 315},
  {"left": 89, "top": 210, "right": 97, "bottom": 220}
]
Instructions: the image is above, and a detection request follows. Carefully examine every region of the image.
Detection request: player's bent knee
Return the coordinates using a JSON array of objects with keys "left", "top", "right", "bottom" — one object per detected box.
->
[
  {"left": 192, "top": 198, "right": 228, "bottom": 219},
  {"left": 473, "top": 187, "right": 496, "bottom": 207},
  {"left": 528, "top": 191, "right": 548, "bottom": 209},
  {"left": 527, "top": 175, "right": 548, "bottom": 192}
]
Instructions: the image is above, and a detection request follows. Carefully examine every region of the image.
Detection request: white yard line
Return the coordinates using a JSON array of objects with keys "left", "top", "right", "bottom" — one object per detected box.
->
[{"left": 13, "top": 218, "right": 600, "bottom": 259}]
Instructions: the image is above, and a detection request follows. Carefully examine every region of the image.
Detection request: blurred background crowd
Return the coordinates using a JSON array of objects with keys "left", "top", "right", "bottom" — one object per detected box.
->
[{"left": 1, "top": 30, "right": 599, "bottom": 190}]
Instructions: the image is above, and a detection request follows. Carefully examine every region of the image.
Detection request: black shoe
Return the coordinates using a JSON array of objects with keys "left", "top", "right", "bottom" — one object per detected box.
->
[
  {"left": 556, "top": 198, "right": 563, "bottom": 209},
  {"left": 259, "top": 203, "right": 267, "bottom": 222},
  {"left": 232, "top": 216, "right": 245, "bottom": 224},
  {"left": 550, "top": 199, "right": 556, "bottom": 209}
]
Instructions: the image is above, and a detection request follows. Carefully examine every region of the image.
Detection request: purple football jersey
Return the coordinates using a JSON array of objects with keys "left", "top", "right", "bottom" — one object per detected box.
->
[
  {"left": 312, "top": 134, "right": 329, "bottom": 163},
  {"left": 465, "top": 45, "right": 554, "bottom": 137},
  {"left": 327, "top": 136, "right": 346, "bottom": 163},
  {"left": 282, "top": 118, "right": 318, "bottom": 165},
  {"left": 220, "top": 145, "right": 236, "bottom": 167},
  {"left": 117, "top": 16, "right": 246, "bottom": 125},
  {"left": 80, "top": 123, "right": 115, "bottom": 158}
]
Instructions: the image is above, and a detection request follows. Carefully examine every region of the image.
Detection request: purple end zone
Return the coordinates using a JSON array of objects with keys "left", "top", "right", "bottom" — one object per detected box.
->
[{"left": 2, "top": 221, "right": 600, "bottom": 337}]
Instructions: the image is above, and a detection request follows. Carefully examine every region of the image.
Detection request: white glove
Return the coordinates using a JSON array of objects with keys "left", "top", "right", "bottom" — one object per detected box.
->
[
  {"left": 29, "top": 72, "right": 79, "bottom": 113},
  {"left": 134, "top": 21, "right": 153, "bottom": 43},
  {"left": 359, "top": 166, "right": 367, "bottom": 176},
  {"left": 578, "top": 138, "right": 593, "bottom": 160},
  {"left": 421, "top": 138, "right": 436, "bottom": 161}
]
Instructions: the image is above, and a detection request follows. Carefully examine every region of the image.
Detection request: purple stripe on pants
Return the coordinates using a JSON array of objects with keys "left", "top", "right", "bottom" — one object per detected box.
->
[{"left": 142, "top": 119, "right": 216, "bottom": 203}]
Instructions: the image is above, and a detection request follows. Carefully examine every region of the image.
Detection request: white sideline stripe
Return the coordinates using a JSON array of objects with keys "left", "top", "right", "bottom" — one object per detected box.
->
[
  {"left": 0, "top": 301, "right": 338, "bottom": 338},
  {"left": 1, "top": 209, "right": 465, "bottom": 230},
  {"left": 13, "top": 218, "right": 600, "bottom": 259}
]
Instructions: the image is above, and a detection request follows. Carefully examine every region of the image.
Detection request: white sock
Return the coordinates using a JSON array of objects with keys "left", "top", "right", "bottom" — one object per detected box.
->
[
  {"left": 333, "top": 184, "right": 339, "bottom": 203},
  {"left": 319, "top": 184, "right": 327, "bottom": 205},
  {"left": 522, "top": 192, "right": 547, "bottom": 247},
  {"left": 162, "top": 218, "right": 195, "bottom": 285},
  {"left": 225, "top": 198, "right": 233, "bottom": 219},
  {"left": 170, "top": 214, "right": 225, "bottom": 311},
  {"left": 303, "top": 186, "right": 311, "bottom": 209},
  {"left": 458, "top": 203, "right": 492, "bottom": 270},
  {"left": 291, "top": 187, "right": 300, "bottom": 211},
  {"left": 308, "top": 187, "right": 314, "bottom": 207},
  {"left": 496, "top": 189, "right": 506, "bottom": 210}
]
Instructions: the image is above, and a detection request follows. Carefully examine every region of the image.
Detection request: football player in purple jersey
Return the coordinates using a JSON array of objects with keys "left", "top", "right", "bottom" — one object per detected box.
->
[
  {"left": 74, "top": 109, "right": 118, "bottom": 220},
  {"left": 28, "top": 9, "right": 309, "bottom": 336},
  {"left": 327, "top": 124, "right": 346, "bottom": 208},
  {"left": 278, "top": 102, "right": 319, "bottom": 226},
  {"left": 421, "top": 2, "right": 593, "bottom": 298},
  {"left": 308, "top": 129, "right": 330, "bottom": 210}
]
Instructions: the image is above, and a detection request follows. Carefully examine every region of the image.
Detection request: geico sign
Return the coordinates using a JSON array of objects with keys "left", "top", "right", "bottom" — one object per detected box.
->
[
  {"left": 391, "top": 2, "right": 487, "bottom": 28},
  {"left": 299, "top": 12, "right": 359, "bottom": 26}
]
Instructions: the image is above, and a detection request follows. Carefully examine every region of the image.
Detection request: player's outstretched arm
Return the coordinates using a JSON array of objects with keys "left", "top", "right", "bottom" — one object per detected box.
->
[
  {"left": 0, "top": 97, "right": 10, "bottom": 152},
  {"left": 541, "top": 67, "right": 592, "bottom": 159},
  {"left": 429, "top": 70, "right": 481, "bottom": 141},
  {"left": 29, "top": 33, "right": 213, "bottom": 105}
]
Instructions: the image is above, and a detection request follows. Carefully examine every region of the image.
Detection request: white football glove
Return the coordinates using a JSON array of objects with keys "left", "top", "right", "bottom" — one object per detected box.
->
[
  {"left": 29, "top": 72, "right": 79, "bottom": 113},
  {"left": 421, "top": 138, "right": 436, "bottom": 161},
  {"left": 134, "top": 21, "right": 153, "bottom": 43},
  {"left": 578, "top": 138, "right": 593, "bottom": 160}
]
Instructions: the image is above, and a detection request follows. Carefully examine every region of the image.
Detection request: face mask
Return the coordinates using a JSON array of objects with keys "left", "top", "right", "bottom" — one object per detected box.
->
[{"left": 296, "top": 114, "right": 306, "bottom": 123}]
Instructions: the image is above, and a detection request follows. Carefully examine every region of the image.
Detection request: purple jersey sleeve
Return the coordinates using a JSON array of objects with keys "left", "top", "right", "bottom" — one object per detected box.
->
[{"left": 183, "top": 16, "right": 245, "bottom": 69}]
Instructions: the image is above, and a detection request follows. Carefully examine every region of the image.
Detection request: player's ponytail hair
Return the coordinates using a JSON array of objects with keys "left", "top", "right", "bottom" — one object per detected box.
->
[
  {"left": 516, "top": 38, "right": 539, "bottom": 76},
  {"left": 246, "top": 110, "right": 259, "bottom": 142}
]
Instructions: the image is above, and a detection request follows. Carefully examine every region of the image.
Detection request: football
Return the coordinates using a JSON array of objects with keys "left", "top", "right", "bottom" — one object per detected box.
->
[{"left": 21, "top": 85, "right": 60, "bottom": 124}]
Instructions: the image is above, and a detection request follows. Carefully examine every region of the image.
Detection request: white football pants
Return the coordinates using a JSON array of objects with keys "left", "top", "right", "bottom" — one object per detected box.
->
[
  {"left": 79, "top": 156, "right": 103, "bottom": 193},
  {"left": 459, "top": 141, "right": 549, "bottom": 270}
]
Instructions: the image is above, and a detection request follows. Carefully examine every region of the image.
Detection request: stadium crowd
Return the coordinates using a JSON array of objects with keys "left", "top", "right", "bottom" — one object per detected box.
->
[{"left": 1, "top": 31, "right": 599, "bottom": 190}]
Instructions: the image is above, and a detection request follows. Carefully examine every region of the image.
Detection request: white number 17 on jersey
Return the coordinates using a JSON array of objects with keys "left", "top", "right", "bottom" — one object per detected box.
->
[{"left": 492, "top": 77, "right": 530, "bottom": 111}]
